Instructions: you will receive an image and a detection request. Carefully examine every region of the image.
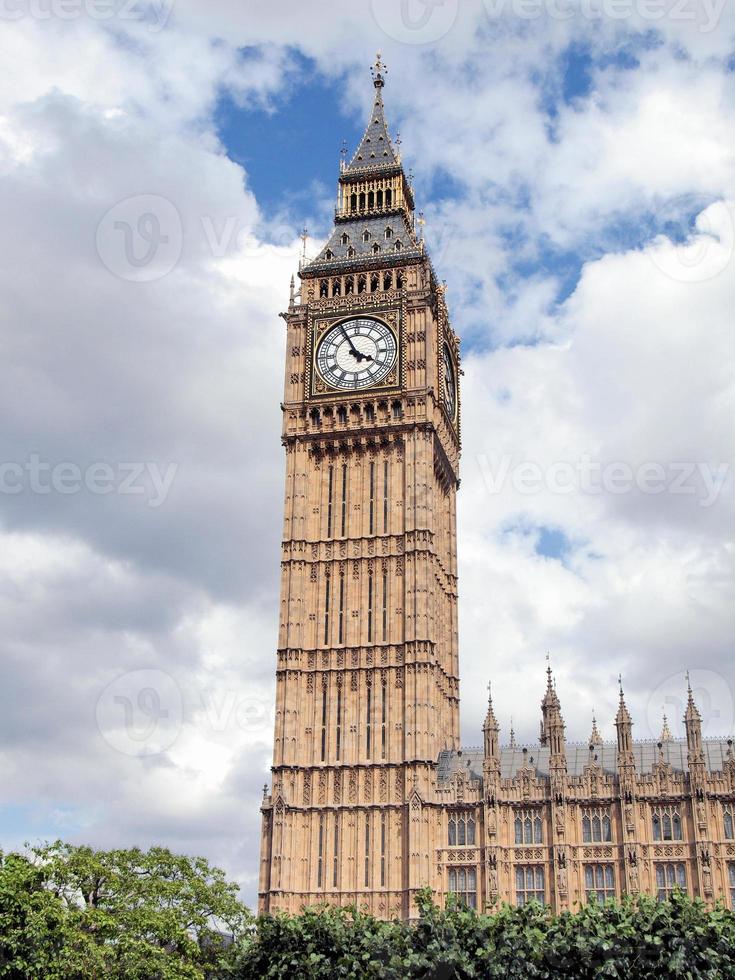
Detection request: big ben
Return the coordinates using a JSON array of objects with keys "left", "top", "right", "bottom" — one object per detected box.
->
[{"left": 259, "top": 55, "right": 462, "bottom": 919}]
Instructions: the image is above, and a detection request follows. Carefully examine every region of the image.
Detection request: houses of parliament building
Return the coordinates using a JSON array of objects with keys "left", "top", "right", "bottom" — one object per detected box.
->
[{"left": 258, "top": 57, "right": 735, "bottom": 919}]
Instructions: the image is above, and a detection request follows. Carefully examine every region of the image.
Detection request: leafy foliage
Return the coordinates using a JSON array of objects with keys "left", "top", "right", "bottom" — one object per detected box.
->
[
  {"left": 0, "top": 842, "right": 250, "bottom": 979},
  {"left": 4, "top": 845, "right": 735, "bottom": 979},
  {"left": 233, "top": 888, "right": 735, "bottom": 980}
]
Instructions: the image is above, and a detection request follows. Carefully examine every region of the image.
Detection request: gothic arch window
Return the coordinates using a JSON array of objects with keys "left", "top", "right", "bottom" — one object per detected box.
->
[
  {"left": 309, "top": 408, "right": 321, "bottom": 427},
  {"left": 448, "top": 811, "right": 475, "bottom": 847},
  {"left": 325, "top": 249, "right": 334, "bottom": 260},
  {"left": 363, "top": 230, "right": 371, "bottom": 243},
  {"left": 383, "top": 272, "right": 393, "bottom": 291},
  {"left": 652, "top": 805, "right": 683, "bottom": 841},
  {"left": 348, "top": 246, "right": 356, "bottom": 259},
  {"left": 341, "top": 233, "right": 349, "bottom": 245},
  {"left": 514, "top": 810, "right": 543, "bottom": 844},
  {"left": 385, "top": 188, "right": 392, "bottom": 207},
  {"left": 582, "top": 808, "right": 612, "bottom": 843},
  {"left": 396, "top": 272, "right": 404, "bottom": 289},
  {"left": 515, "top": 866, "right": 545, "bottom": 906},
  {"left": 584, "top": 865, "right": 615, "bottom": 902},
  {"left": 655, "top": 862, "right": 687, "bottom": 900},
  {"left": 448, "top": 867, "right": 477, "bottom": 909},
  {"left": 345, "top": 276, "right": 354, "bottom": 293},
  {"left": 376, "top": 189, "right": 383, "bottom": 207},
  {"left": 395, "top": 240, "right": 402, "bottom": 251},
  {"left": 391, "top": 400, "right": 403, "bottom": 420},
  {"left": 368, "top": 191, "right": 375, "bottom": 209},
  {"left": 372, "top": 242, "right": 381, "bottom": 254},
  {"left": 357, "top": 274, "right": 367, "bottom": 294},
  {"left": 350, "top": 193, "right": 357, "bottom": 212},
  {"left": 370, "top": 273, "right": 379, "bottom": 292},
  {"left": 385, "top": 226, "right": 392, "bottom": 239},
  {"left": 359, "top": 192, "right": 366, "bottom": 210},
  {"left": 337, "top": 405, "right": 347, "bottom": 425},
  {"left": 319, "top": 279, "right": 328, "bottom": 298},
  {"left": 331, "top": 279, "right": 342, "bottom": 297},
  {"left": 724, "top": 808, "right": 734, "bottom": 840}
]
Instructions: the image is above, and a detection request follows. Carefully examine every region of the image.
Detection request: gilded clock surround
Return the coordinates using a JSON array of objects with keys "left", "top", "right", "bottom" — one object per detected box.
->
[{"left": 309, "top": 305, "right": 403, "bottom": 399}]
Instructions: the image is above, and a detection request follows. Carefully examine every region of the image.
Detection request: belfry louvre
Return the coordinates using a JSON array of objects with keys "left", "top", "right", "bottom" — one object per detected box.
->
[{"left": 258, "top": 58, "right": 735, "bottom": 919}]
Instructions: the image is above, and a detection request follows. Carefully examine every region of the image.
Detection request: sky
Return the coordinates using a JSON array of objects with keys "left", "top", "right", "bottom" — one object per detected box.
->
[{"left": 0, "top": 0, "right": 734, "bottom": 908}]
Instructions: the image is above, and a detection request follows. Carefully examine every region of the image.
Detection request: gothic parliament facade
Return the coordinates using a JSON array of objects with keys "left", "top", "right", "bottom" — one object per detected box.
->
[{"left": 258, "top": 59, "right": 735, "bottom": 918}]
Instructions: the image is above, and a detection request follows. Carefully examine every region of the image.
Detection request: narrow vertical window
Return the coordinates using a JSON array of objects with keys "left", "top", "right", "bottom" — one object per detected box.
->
[
  {"left": 320, "top": 684, "right": 327, "bottom": 762},
  {"left": 381, "top": 678, "right": 387, "bottom": 758},
  {"left": 335, "top": 686, "right": 342, "bottom": 761},
  {"left": 380, "top": 812, "right": 386, "bottom": 887},
  {"left": 383, "top": 460, "right": 389, "bottom": 532},
  {"left": 364, "top": 814, "right": 371, "bottom": 887},
  {"left": 367, "top": 573, "right": 374, "bottom": 643},
  {"left": 323, "top": 575, "right": 331, "bottom": 645},
  {"left": 341, "top": 464, "right": 348, "bottom": 536},
  {"left": 369, "top": 461, "right": 375, "bottom": 534},
  {"left": 338, "top": 574, "right": 345, "bottom": 645},
  {"left": 366, "top": 683, "right": 372, "bottom": 759},
  {"left": 382, "top": 571, "right": 388, "bottom": 642},
  {"left": 326, "top": 464, "right": 334, "bottom": 538},
  {"left": 317, "top": 815, "right": 324, "bottom": 888},
  {"left": 333, "top": 815, "right": 339, "bottom": 888}
]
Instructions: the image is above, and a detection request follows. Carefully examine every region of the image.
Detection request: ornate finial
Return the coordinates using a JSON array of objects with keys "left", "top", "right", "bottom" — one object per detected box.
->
[
  {"left": 509, "top": 717, "right": 516, "bottom": 747},
  {"left": 590, "top": 711, "right": 602, "bottom": 745},
  {"left": 299, "top": 225, "right": 308, "bottom": 269},
  {"left": 618, "top": 674, "right": 624, "bottom": 699},
  {"left": 487, "top": 680, "right": 493, "bottom": 708},
  {"left": 660, "top": 711, "right": 673, "bottom": 742},
  {"left": 289, "top": 274, "right": 295, "bottom": 305},
  {"left": 417, "top": 210, "right": 426, "bottom": 240},
  {"left": 340, "top": 139, "right": 348, "bottom": 171},
  {"left": 262, "top": 783, "right": 269, "bottom": 798},
  {"left": 371, "top": 51, "right": 387, "bottom": 89},
  {"left": 395, "top": 131, "right": 402, "bottom": 162}
]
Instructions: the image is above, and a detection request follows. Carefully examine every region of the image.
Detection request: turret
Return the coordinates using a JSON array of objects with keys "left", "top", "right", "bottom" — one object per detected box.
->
[{"left": 483, "top": 682, "right": 501, "bottom": 770}]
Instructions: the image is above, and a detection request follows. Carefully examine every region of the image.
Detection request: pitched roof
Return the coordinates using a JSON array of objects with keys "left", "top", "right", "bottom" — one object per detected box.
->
[{"left": 344, "top": 59, "right": 399, "bottom": 174}]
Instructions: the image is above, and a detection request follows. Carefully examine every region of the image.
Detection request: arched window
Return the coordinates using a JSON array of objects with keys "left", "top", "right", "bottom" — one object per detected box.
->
[
  {"left": 357, "top": 274, "right": 367, "bottom": 294},
  {"left": 370, "top": 273, "right": 379, "bottom": 292},
  {"left": 368, "top": 191, "right": 375, "bottom": 209},
  {"left": 515, "top": 810, "right": 543, "bottom": 844},
  {"left": 363, "top": 230, "right": 371, "bottom": 243},
  {"left": 377, "top": 189, "right": 383, "bottom": 208},
  {"left": 515, "top": 816, "right": 523, "bottom": 845},
  {"left": 592, "top": 816, "right": 601, "bottom": 841},
  {"left": 383, "top": 272, "right": 393, "bottom": 291},
  {"left": 325, "top": 249, "right": 333, "bottom": 260},
  {"left": 319, "top": 279, "right": 328, "bottom": 298},
  {"left": 337, "top": 406, "right": 347, "bottom": 425},
  {"left": 385, "top": 188, "right": 392, "bottom": 207},
  {"left": 385, "top": 226, "right": 392, "bottom": 239},
  {"left": 467, "top": 818, "right": 476, "bottom": 845},
  {"left": 395, "top": 240, "right": 402, "bottom": 251},
  {"left": 348, "top": 246, "right": 356, "bottom": 258},
  {"left": 396, "top": 272, "right": 404, "bottom": 289},
  {"left": 652, "top": 815, "right": 661, "bottom": 841},
  {"left": 725, "top": 810, "right": 734, "bottom": 839},
  {"left": 350, "top": 193, "right": 357, "bottom": 212},
  {"left": 602, "top": 815, "right": 611, "bottom": 841},
  {"left": 663, "top": 814, "right": 672, "bottom": 840},
  {"left": 341, "top": 233, "right": 349, "bottom": 245},
  {"left": 331, "top": 279, "right": 341, "bottom": 297},
  {"left": 582, "top": 815, "right": 591, "bottom": 843},
  {"left": 392, "top": 401, "right": 403, "bottom": 420},
  {"left": 372, "top": 243, "right": 381, "bottom": 254},
  {"left": 448, "top": 818, "right": 456, "bottom": 846},
  {"left": 359, "top": 192, "right": 366, "bottom": 210},
  {"left": 310, "top": 408, "right": 321, "bottom": 427},
  {"left": 533, "top": 816, "right": 542, "bottom": 844},
  {"left": 458, "top": 819, "right": 466, "bottom": 846}
]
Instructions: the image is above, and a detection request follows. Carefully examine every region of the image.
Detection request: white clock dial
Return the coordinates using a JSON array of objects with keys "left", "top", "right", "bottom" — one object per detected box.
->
[
  {"left": 316, "top": 317, "right": 397, "bottom": 391},
  {"left": 443, "top": 344, "right": 457, "bottom": 421}
]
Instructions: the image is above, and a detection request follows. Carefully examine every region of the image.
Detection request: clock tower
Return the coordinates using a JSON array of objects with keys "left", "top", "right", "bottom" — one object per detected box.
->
[{"left": 259, "top": 55, "right": 461, "bottom": 919}]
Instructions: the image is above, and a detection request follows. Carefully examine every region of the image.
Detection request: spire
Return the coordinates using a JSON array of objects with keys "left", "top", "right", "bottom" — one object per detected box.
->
[
  {"left": 540, "top": 657, "right": 559, "bottom": 746},
  {"left": 660, "top": 712, "right": 673, "bottom": 742},
  {"left": 615, "top": 676, "right": 635, "bottom": 761},
  {"left": 684, "top": 673, "right": 704, "bottom": 762},
  {"left": 509, "top": 717, "right": 516, "bottom": 748},
  {"left": 483, "top": 681, "right": 500, "bottom": 765},
  {"left": 590, "top": 712, "right": 602, "bottom": 746},
  {"left": 345, "top": 53, "right": 400, "bottom": 173}
]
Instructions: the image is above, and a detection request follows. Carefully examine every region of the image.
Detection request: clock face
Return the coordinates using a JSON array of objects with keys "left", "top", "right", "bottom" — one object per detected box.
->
[
  {"left": 443, "top": 344, "right": 457, "bottom": 420},
  {"left": 316, "top": 317, "right": 397, "bottom": 391}
]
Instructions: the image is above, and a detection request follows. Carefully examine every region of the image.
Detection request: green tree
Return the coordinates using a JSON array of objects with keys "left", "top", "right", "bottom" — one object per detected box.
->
[{"left": 0, "top": 842, "right": 250, "bottom": 980}]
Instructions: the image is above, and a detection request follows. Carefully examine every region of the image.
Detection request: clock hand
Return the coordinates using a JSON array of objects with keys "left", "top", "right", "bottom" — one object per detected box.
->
[{"left": 340, "top": 324, "right": 366, "bottom": 362}]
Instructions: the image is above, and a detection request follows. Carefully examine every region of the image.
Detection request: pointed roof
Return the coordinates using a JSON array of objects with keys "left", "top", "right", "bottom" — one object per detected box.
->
[
  {"left": 660, "top": 712, "right": 673, "bottom": 742},
  {"left": 685, "top": 672, "right": 702, "bottom": 725},
  {"left": 590, "top": 712, "right": 602, "bottom": 745},
  {"left": 344, "top": 53, "right": 400, "bottom": 174},
  {"left": 484, "top": 681, "right": 499, "bottom": 730},
  {"left": 615, "top": 677, "right": 632, "bottom": 727}
]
